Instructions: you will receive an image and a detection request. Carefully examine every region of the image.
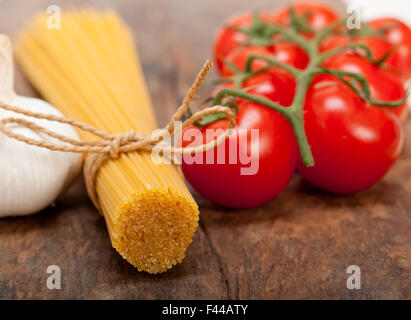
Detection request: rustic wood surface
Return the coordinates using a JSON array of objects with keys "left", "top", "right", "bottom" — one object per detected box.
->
[{"left": 0, "top": 0, "right": 410, "bottom": 299}]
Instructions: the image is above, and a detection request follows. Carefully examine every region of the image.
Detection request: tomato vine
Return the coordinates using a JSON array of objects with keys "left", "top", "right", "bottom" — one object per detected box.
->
[{"left": 202, "top": 14, "right": 407, "bottom": 167}]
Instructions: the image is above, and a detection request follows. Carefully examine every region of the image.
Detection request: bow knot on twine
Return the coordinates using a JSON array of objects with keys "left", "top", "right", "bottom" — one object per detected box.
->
[{"left": 0, "top": 60, "right": 236, "bottom": 210}]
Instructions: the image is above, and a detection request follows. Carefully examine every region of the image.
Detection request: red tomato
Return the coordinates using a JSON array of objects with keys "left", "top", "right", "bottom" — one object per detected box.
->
[
  {"left": 297, "top": 78, "right": 403, "bottom": 194},
  {"left": 368, "top": 18, "right": 411, "bottom": 81},
  {"left": 181, "top": 102, "right": 298, "bottom": 209},
  {"left": 221, "top": 46, "right": 273, "bottom": 77},
  {"left": 214, "top": 67, "right": 296, "bottom": 106},
  {"left": 242, "top": 69, "right": 297, "bottom": 106},
  {"left": 213, "top": 12, "right": 275, "bottom": 72},
  {"left": 322, "top": 52, "right": 408, "bottom": 122},
  {"left": 319, "top": 34, "right": 350, "bottom": 53},
  {"left": 320, "top": 34, "right": 403, "bottom": 77},
  {"left": 273, "top": 1, "right": 339, "bottom": 35},
  {"left": 221, "top": 42, "right": 309, "bottom": 77},
  {"left": 271, "top": 41, "right": 310, "bottom": 69},
  {"left": 213, "top": 71, "right": 296, "bottom": 108},
  {"left": 221, "top": 43, "right": 309, "bottom": 77}
]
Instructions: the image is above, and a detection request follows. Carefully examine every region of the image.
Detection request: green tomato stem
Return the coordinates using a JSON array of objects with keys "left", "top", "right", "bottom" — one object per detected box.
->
[{"left": 244, "top": 54, "right": 302, "bottom": 77}]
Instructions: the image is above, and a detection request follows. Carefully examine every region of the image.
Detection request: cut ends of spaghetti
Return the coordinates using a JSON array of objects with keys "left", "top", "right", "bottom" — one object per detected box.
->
[{"left": 111, "top": 188, "right": 199, "bottom": 274}]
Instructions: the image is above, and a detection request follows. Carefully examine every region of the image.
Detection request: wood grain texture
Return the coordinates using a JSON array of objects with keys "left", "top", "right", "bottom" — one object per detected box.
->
[{"left": 0, "top": 0, "right": 410, "bottom": 299}]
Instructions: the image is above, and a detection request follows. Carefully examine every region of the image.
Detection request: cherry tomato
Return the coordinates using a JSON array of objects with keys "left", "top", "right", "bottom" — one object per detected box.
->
[
  {"left": 273, "top": 2, "right": 339, "bottom": 36},
  {"left": 213, "top": 12, "right": 275, "bottom": 72},
  {"left": 221, "top": 46, "right": 273, "bottom": 77},
  {"left": 221, "top": 43, "right": 309, "bottom": 77},
  {"left": 297, "top": 78, "right": 403, "bottom": 194},
  {"left": 322, "top": 52, "right": 408, "bottom": 122},
  {"left": 181, "top": 102, "right": 298, "bottom": 209},
  {"left": 319, "top": 34, "right": 350, "bottom": 53},
  {"left": 320, "top": 34, "right": 403, "bottom": 78},
  {"left": 368, "top": 18, "right": 411, "bottom": 81},
  {"left": 242, "top": 69, "right": 296, "bottom": 106},
  {"left": 214, "top": 67, "right": 296, "bottom": 106},
  {"left": 270, "top": 41, "right": 310, "bottom": 69}
]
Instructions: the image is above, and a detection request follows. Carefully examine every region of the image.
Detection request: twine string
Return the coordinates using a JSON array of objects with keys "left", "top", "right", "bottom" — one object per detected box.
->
[{"left": 0, "top": 60, "right": 236, "bottom": 210}]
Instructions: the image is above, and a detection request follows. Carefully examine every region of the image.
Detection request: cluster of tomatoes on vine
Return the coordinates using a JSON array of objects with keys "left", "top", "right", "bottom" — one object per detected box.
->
[{"left": 181, "top": 2, "right": 411, "bottom": 209}]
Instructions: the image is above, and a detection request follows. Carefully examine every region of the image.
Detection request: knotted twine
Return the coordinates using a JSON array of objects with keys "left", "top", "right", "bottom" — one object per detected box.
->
[{"left": 0, "top": 60, "right": 236, "bottom": 210}]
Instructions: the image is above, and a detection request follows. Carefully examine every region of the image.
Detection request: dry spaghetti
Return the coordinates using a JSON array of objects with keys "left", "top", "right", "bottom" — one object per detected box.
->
[{"left": 15, "top": 10, "right": 234, "bottom": 273}]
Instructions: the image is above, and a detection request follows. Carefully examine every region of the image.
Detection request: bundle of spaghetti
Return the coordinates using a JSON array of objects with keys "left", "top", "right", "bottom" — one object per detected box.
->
[{"left": 15, "top": 10, "right": 199, "bottom": 274}]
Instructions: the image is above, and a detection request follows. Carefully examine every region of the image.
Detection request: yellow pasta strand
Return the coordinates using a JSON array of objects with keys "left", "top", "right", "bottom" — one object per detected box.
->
[{"left": 15, "top": 10, "right": 199, "bottom": 274}]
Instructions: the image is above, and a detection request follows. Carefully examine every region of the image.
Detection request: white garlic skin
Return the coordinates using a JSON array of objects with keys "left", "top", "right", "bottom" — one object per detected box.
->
[{"left": 0, "top": 96, "right": 83, "bottom": 217}]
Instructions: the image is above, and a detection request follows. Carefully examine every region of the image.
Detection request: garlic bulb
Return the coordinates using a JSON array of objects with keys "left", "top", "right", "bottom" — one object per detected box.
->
[{"left": 0, "top": 35, "right": 82, "bottom": 217}]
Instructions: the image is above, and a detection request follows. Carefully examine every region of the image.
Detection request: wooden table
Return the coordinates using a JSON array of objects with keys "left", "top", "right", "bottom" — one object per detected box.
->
[{"left": 0, "top": 0, "right": 409, "bottom": 299}]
